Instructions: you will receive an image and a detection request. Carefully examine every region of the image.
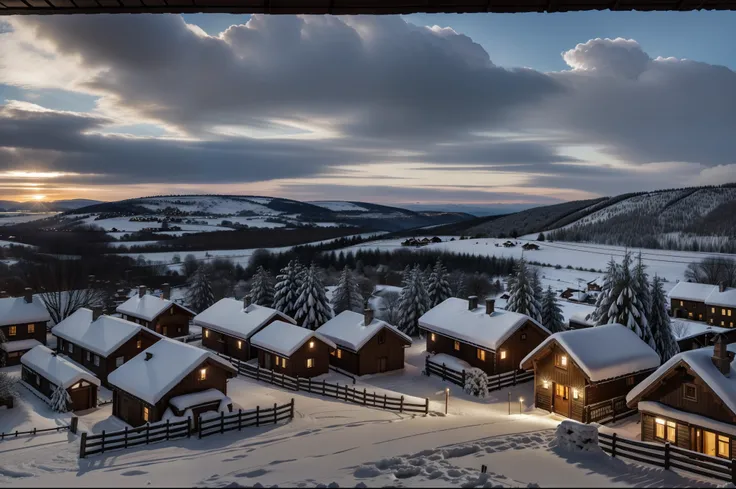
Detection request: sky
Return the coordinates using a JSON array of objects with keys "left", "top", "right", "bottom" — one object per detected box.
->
[{"left": 0, "top": 12, "right": 735, "bottom": 208}]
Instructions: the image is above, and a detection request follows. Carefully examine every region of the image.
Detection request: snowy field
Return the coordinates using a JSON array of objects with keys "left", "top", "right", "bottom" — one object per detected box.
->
[{"left": 0, "top": 212, "right": 57, "bottom": 226}]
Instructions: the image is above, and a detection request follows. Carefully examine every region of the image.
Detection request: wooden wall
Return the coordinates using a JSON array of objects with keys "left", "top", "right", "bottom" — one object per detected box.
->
[
  {"left": 152, "top": 304, "right": 193, "bottom": 338},
  {"left": 356, "top": 328, "right": 407, "bottom": 376},
  {"left": 21, "top": 365, "right": 97, "bottom": 411},
  {"left": 495, "top": 321, "right": 550, "bottom": 375},
  {"left": 0, "top": 321, "right": 48, "bottom": 344},
  {"left": 671, "top": 298, "right": 708, "bottom": 322},
  {"left": 425, "top": 331, "right": 496, "bottom": 374},
  {"left": 257, "top": 338, "right": 332, "bottom": 378},
  {"left": 201, "top": 315, "right": 282, "bottom": 362}
]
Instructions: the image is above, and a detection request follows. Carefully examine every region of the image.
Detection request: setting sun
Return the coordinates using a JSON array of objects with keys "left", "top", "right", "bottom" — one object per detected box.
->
[{"left": 31, "top": 194, "right": 46, "bottom": 201}]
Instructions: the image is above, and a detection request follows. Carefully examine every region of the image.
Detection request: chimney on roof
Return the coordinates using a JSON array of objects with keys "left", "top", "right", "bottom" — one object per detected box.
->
[
  {"left": 162, "top": 283, "right": 171, "bottom": 301},
  {"left": 468, "top": 296, "right": 478, "bottom": 311},
  {"left": 485, "top": 298, "right": 495, "bottom": 315},
  {"left": 243, "top": 295, "right": 252, "bottom": 309},
  {"left": 88, "top": 274, "right": 96, "bottom": 287},
  {"left": 364, "top": 307, "right": 374, "bottom": 325},
  {"left": 712, "top": 334, "right": 733, "bottom": 376},
  {"left": 145, "top": 352, "right": 153, "bottom": 361},
  {"left": 92, "top": 307, "right": 103, "bottom": 321},
  {"left": 24, "top": 287, "right": 32, "bottom": 304},
  {"left": 720, "top": 281, "right": 726, "bottom": 293},
  {"left": 138, "top": 285, "right": 146, "bottom": 299},
  {"left": 52, "top": 351, "right": 57, "bottom": 357}
]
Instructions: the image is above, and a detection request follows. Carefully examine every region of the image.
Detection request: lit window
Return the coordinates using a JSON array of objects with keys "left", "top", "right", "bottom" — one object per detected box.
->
[
  {"left": 572, "top": 388, "right": 579, "bottom": 400},
  {"left": 555, "top": 354, "right": 567, "bottom": 369},
  {"left": 337, "top": 349, "right": 342, "bottom": 359},
  {"left": 136, "top": 339, "right": 142, "bottom": 349},
  {"left": 477, "top": 349, "right": 486, "bottom": 361},
  {"left": 688, "top": 312, "right": 693, "bottom": 319},
  {"left": 204, "top": 329, "right": 209, "bottom": 338},
  {"left": 28, "top": 324, "right": 35, "bottom": 334},
  {"left": 281, "top": 358, "right": 287, "bottom": 368},
  {"left": 454, "top": 341, "right": 460, "bottom": 351},
  {"left": 555, "top": 384, "right": 568, "bottom": 399},
  {"left": 723, "top": 309, "right": 727, "bottom": 316},
  {"left": 115, "top": 356, "right": 124, "bottom": 368},
  {"left": 199, "top": 368, "right": 207, "bottom": 381},
  {"left": 680, "top": 301, "right": 684, "bottom": 307},
  {"left": 655, "top": 418, "right": 665, "bottom": 439},
  {"left": 656, "top": 419, "right": 676, "bottom": 443},
  {"left": 143, "top": 406, "right": 149, "bottom": 422},
  {"left": 430, "top": 333, "right": 436, "bottom": 342},
  {"left": 162, "top": 326, "right": 168, "bottom": 336},
  {"left": 718, "top": 435, "right": 730, "bottom": 458},
  {"left": 683, "top": 384, "right": 697, "bottom": 401},
  {"left": 712, "top": 307, "right": 716, "bottom": 314},
  {"left": 94, "top": 355, "right": 100, "bottom": 367},
  {"left": 722, "top": 321, "right": 726, "bottom": 326},
  {"left": 498, "top": 350, "right": 506, "bottom": 360},
  {"left": 307, "top": 358, "right": 314, "bottom": 368},
  {"left": 8, "top": 326, "right": 16, "bottom": 337},
  {"left": 237, "top": 340, "right": 242, "bottom": 350},
  {"left": 309, "top": 341, "right": 315, "bottom": 349},
  {"left": 729, "top": 310, "right": 732, "bottom": 317}
]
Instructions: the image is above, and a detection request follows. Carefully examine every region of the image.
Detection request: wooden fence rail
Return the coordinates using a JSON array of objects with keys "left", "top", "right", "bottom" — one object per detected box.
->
[
  {"left": 1, "top": 419, "right": 75, "bottom": 441},
  {"left": 198, "top": 399, "right": 295, "bottom": 438},
  {"left": 424, "top": 356, "right": 534, "bottom": 392},
  {"left": 80, "top": 417, "right": 192, "bottom": 458},
  {"left": 599, "top": 431, "right": 736, "bottom": 484},
  {"left": 584, "top": 396, "right": 636, "bottom": 424},
  {"left": 218, "top": 353, "right": 429, "bottom": 415}
]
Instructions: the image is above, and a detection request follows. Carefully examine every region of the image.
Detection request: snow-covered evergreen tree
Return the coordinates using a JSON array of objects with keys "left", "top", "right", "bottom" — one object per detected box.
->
[
  {"left": 650, "top": 275, "right": 679, "bottom": 362},
  {"left": 506, "top": 258, "right": 541, "bottom": 321},
  {"left": 294, "top": 263, "right": 332, "bottom": 330},
  {"left": 185, "top": 266, "right": 215, "bottom": 313},
  {"left": 50, "top": 384, "right": 71, "bottom": 412},
  {"left": 272, "top": 260, "right": 305, "bottom": 319},
  {"left": 0, "top": 372, "right": 15, "bottom": 400},
  {"left": 249, "top": 266, "right": 275, "bottom": 307},
  {"left": 591, "top": 257, "right": 619, "bottom": 326},
  {"left": 397, "top": 265, "right": 431, "bottom": 336},
  {"left": 427, "top": 259, "right": 452, "bottom": 308},
  {"left": 530, "top": 268, "right": 544, "bottom": 321},
  {"left": 541, "top": 286, "right": 566, "bottom": 333},
  {"left": 0, "top": 329, "right": 6, "bottom": 368},
  {"left": 607, "top": 252, "right": 655, "bottom": 348},
  {"left": 331, "top": 266, "right": 364, "bottom": 315},
  {"left": 634, "top": 253, "right": 652, "bottom": 328},
  {"left": 464, "top": 368, "right": 490, "bottom": 398}
]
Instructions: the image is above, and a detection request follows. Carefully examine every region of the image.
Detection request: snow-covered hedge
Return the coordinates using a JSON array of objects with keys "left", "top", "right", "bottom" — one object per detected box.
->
[
  {"left": 550, "top": 420, "right": 600, "bottom": 452},
  {"left": 463, "top": 368, "right": 490, "bottom": 398}
]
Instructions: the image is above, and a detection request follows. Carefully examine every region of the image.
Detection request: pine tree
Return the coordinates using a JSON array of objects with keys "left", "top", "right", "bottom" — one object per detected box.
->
[
  {"left": 397, "top": 265, "right": 431, "bottom": 336},
  {"left": 0, "top": 329, "right": 6, "bottom": 368},
  {"left": 331, "top": 266, "right": 364, "bottom": 315},
  {"left": 541, "top": 286, "right": 565, "bottom": 333},
  {"left": 185, "top": 266, "right": 215, "bottom": 313},
  {"left": 0, "top": 372, "right": 15, "bottom": 400},
  {"left": 506, "top": 258, "right": 541, "bottom": 320},
  {"left": 634, "top": 253, "right": 652, "bottom": 329},
  {"left": 294, "top": 263, "right": 332, "bottom": 330},
  {"left": 50, "top": 384, "right": 71, "bottom": 412},
  {"left": 592, "top": 258, "right": 619, "bottom": 326},
  {"left": 249, "top": 266, "right": 274, "bottom": 307},
  {"left": 650, "top": 275, "right": 679, "bottom": 362},
  {"left": 607, "top": 252, "right": 655, "bottom": 348},
  {"left": 530, "top": 267, "right": 544, "bottom": 322},
  {"left": 273, "top": 260, "right": 305, "bottom": 319},
  {"left": 427, "top": 259, "right": 452, "bottom": 308}
]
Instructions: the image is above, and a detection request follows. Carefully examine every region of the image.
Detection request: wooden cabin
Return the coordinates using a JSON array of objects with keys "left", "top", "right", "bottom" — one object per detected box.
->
[
  {"left": 706, "top": 284, "right": 736, "bottom": 328},
  {"left": 20, "top": 345, "right": 100, "bottom": 411},
  {"left": 195, "top": 297, "right": 295, "bottom": 362},
  {"left": 116, "top": 285, "right": 195, "bottom": 339},
  {"left": 316, "top": 308, "right": 411, "bottom": 376},
  {"left": 669, "top": 281, "right": 736, "bottom": 327},
  {"left": 52, "top": 308, "right": 161, "bottom": 386},
  {"left": 418, "top": 296, "right": 551, "bottom": 376},
  {"left": 626, "top": 334, "right": 736, "bottom": 460},
  {"left": 520, "top": 324, "right": 660, "bottom": 423},
  {"left": 676, "top": 328, "right": 736, "bottom": 353},
  {"left": 250, "top": 320, "right": 335, "bottom": 378},
  {"left": 108, "top": 338, "right": 237, "bottom": 427},
  {"left": 522, "top": 243, "right": 540, "bottom": 251},
  {"left": 586, "top": 278, "right": 604, "bottom": 292},
  {"left": 568, "top": 311, "right": 594, "bottom": 330},
  {"left": 0, "top": 289, "right": 50, "bottom": 366}
]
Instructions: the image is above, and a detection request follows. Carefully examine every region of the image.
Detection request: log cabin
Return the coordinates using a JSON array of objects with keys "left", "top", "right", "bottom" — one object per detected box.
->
[
  {"left": 194, "top": 297, "right": 295, "bottom": 362},
  {"left": 52, "top": 308, "right": 162, "bottom": 386},
  {"left": 20, "top": 345, "right": 100, "bottom": 411},
  {"left": 669, "top": 281, "right": 736, "bottom": 327},
  {"left": 418, "top": 296, "right": 551, "bottom": 376},
  {"left": 250, "top": 320, "right": 336, "bottom": 378},
  {"left": 520, "top": 323, "right": 660, "bottom": 423},
  {"left": 108, "top": 338, "right": 237, "bottom": 427},
  {"left": 626, "top": 334, "right": 736, "bottom": 459},
  {"left": 0, "top": 289, "right": 50, "bottom": 366},
  {"left": 116, "top": 285, "right": 195, "bottom": 339},
  {"left": 316, "top": 308, "right": 412, "bottom": 376}
]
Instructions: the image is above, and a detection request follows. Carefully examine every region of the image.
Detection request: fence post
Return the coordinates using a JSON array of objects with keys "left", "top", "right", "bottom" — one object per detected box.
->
[
  {"left": 166, "top": 419, "right": 170, "bottom": 440},
  {"left": 256, "top": 364, "right": 260, "bottom": 382},
  {"left": 187, "top": 417, "right": 191, "bottom": 438},
  {"left": 612, "top": 399, "right": 616, "bottom": 423},
  {"left": 33, "top": 427, "right": 36, "bottom": 436},
  {"left": 462, "top": 370, "right": 466, "bottom": 387},
  {"left": 101, "top": 430, "right": 106, "bottom": 454},
  {"left": 498, "top": 373, "right": 501, "bottom": 390},
  {"left": 273, "top": 403, "right": 277, "bottom": 424},
  {"left": 308, "top": 377, "right": 312, "bottom": 393},
  {"left": 290, "top": 398, "right": 295, "bottom": 419},
  {"left": 198, "top": 417, "right": 203, "bottom": 439},
  {"left": 323, "top": 380, "right": 326, "bottom": 396},
  {"left": 146, "top": 423, "right": 150, "bottom": 444},
  {"left": 664, "top": 442, "right": 670, "bottom": 470},
  {"left": 425, "top": 355, "right": 429, "bottom": 377},
  {"left": 238, "top": 409, "right": 243, "bottom": 431},
  {"left": 400, "top": 396, "right": 404, "bottom": 413},
  {"left": 296, "top": 375, "right": 299, "bottom": 392},
  {"left": 383, "top": 394, "right": 387, "bottom": 410},
  {"left": 513, "top": 370, "right": 517, "bottom": 386},
  {"left": 730, "top": 459, "right": 736, "bottom": 485},
  {"left": 442, "top": 363, "right": 446, "bottom": 381},
  {"left": 424, "top": 398, "right": 429, "bottom": 415},
  {"left": 363, "top": 388, "right": 367, "bottom": 406},
  {"left": 80, "top": 432, "right": 87, "bottom": 458},
  {"left": 70, "top": 416, "right": 78, "bottom": 434},
  {"left": 611, "top": 433, "right": 617, "bottom": 458},
  {"left": 124, "top": 425, "right": 129, "bottom": 448},
  {"left": 220, "top": 411, "right": 225, "bottom": 434},
  {"left": 345, "top": 384, "right": 349, "bottom": 402},
  {"left": 256, "top": 405, "right": 260, "bottom": 427}
]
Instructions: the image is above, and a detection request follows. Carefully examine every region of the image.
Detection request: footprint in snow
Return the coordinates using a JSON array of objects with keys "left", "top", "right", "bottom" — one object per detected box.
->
[{"left": 121, "top": 470, "right": 148, "bottom": 476}]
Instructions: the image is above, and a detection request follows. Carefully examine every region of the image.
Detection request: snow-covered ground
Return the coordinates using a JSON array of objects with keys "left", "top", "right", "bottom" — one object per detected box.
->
[
  {"left": 0, "top": 239, "right": 35, "bottom": 248},
  {"left": 0, "top": 212, "right": 57, "bottom": 226}
]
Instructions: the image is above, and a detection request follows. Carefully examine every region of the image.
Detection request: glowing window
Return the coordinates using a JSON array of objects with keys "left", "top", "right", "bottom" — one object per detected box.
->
[
  {"left": 199, "top": 368, "right": 207, "bottom": 381},
  {"left": 204, "top": 329, "right": 209, "bottom": 338},
  {"left": 307, "top": 358, "right": 314, "bottom": 368},
  {"left": 453, "top": 341, "right": 460, "bottom": 351},
  {"left": 143, "top": 406, "right": 149, "bottom": 422},
  {"left": 237, "top": 340, "right": 242, "bottom": 350},
  {"left": 28, "top": 324, "right": 35, "bottom": 334},
  {"left": 430, "top": 333, "right": 436, "bottom": 342},
  {"left": 136, "top": 339, "right": 142, "bottom": 349},
  {"left": 309, "top": 341, "right": 315, "bottom": 349},
  {"left": 499, "top": 350, "right": 507, "bottom": 360},
  {"left": 337, "top": 349, "right": 342, "bottom": 359},
  {"left": 477, "top": 349, "right": 486, "bottom": 361},
  {"left": 555, "top": 354, "right": 568, "bottom": 369},
  {"left": 8, "top": 326, "right": 16, "bottom": 336},
  {"left": 718, "top": 435, "right": 730, "bottom": 458}
]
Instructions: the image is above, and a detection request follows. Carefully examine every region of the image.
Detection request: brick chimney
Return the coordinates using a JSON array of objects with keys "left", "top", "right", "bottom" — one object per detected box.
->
[
  {"left": 712, "top": 334, "right": 733, "bottom": 376},
  {"left": 92, "top": 307, "right": 103, "bottom": 321},
  {"left": 24, "top": 287, "right": 33, "bottom": 304},
  {"left": 243, "top": 295, "right": 252, "bottom": 309},
  {"left": 485, "top": 298, "right": 495, "bottom": 315},
  {"left": 719, "top": 281, "right": 726, "bottom": 293},
  {"left": 162, "top": 283, "right": 171, "bottom": 301},
  {"left": 138, "top": 285, "right": 146, "bottom": 298},
  {"left": 468, "top": 296, "right": 478, "bottom": 311},
  {"left": 364, "top": 307, "right": 374, "bottom": 325}
]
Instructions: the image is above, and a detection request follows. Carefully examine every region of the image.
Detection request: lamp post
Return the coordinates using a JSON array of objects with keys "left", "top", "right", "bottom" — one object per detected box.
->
[
  {"left": 519, "top": 397, "right": 524, "bottom": 414},
  {"left": 445, "top": 388, "right": 450, "bottom": 415},
  {"left": 507, "top": 392, "right": 511, "bottom": 415}
]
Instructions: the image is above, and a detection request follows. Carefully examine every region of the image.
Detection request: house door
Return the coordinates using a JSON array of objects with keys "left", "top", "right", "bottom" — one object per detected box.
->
[
  {"left": 264, "top": 353, "right": 272, "bottom": 370},
  {"left": 378, "top": 357, "right": 387, "bottom": 373},
  {"left": 704, "top": 430, "right": 717, "bottom": 457},
  {"left": 553, "top": 383, "right": 570, "bottom": 417}
]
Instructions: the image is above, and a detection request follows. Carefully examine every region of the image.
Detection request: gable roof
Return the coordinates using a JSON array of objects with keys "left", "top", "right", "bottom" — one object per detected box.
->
[
  {"left": 0, "top": 296, "right": 51, "bottom": 327},
  {"left": 626, "top": 343, "right": 736, "bottom": 415},
  {"left": 706, "top": 287, "right": 736, "bottom": 309},
  {"left": 316, "top": 310, "right": 411, "bottom": 352},
  {"left": 21, "top": 345, "right": 101, "bottom": 389},
  {"left": 250, "top": 320, "right": 336, "bottom": 357},
  {"left": 116, "top": 294, "right": 195, "bottom": 322},
  {"left": 52, "top": 308, "right": 155, "bottom": 357},
  {"left": 107, "top": 338, "right": 236, "bottom": 405},
  {"left": 520, "top": 323, "right": 661, "bottom": 383},
  {"left": 193, "top": 299, "right": 295, "bottom": 341},
  {"left": 418, "top": 297, "right": 549, "bottom": 352}
]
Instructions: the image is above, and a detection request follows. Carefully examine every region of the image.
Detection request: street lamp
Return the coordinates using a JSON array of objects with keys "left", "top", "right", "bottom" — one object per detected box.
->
[
  {"left": 445, "top": 388, "right": 450, "bottom": 415},
  {"left": 519, "top": 397, "right": 524, "bottom": 414}
]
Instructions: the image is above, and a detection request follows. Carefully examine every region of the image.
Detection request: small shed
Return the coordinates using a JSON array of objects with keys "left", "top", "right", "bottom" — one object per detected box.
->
[
  {"left": 250, "top": 320, "right": 336, "bottom": 378},
  {"left": 20, "top": 345, "right": 100, "bottom": 412}
]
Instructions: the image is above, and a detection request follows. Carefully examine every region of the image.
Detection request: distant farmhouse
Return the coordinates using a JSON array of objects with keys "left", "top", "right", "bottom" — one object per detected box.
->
[{"left": 669, "top": 282, "right": 736, "bottom": 327}]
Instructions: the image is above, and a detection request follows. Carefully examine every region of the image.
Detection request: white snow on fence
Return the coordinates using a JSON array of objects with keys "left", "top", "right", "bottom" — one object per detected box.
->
[{"left": 21, "top": 345, "right": 101, "bottom": 389}]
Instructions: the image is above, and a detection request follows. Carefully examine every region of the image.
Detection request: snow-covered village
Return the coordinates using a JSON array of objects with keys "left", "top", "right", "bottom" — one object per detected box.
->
[{"left": 1, "top": 7, "right": 736, "bottom": 489}]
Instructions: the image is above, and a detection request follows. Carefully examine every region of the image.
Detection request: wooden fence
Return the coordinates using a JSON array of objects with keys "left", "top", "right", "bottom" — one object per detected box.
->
[
  {"left": 584, "top": 396, "right": 635, "bottom": 424},
  {"left": 218, "top": 353, "right": 429, "bottom": 415},
  {"left": 80, "top": 417, "right": 192, "bottom": 458},
  {"left": 424, "top": 356, "right": 534, "bottom": 392},
  {"left": 599, "top": 431, "right": 736, "bottom": 484},
  {"left": 1, "top": 417, "right": 76, "bottom": 441},
  {"left": 198, "top": 399, "right": 294, "bottom": 438}
]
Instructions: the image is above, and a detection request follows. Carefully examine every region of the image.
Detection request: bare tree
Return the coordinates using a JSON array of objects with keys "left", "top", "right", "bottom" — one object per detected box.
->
[
  {"left": 25, "top": 261, "right": 103, "bottom": 325},
  {"left": 685, "top": 257, "right": 736, "bottom": 287},
  {"left": 378, "top": 290, "right": 401, "bottom": 325},
  {"left": 670, "top": 320, "right": 691, "bottom": 340}
]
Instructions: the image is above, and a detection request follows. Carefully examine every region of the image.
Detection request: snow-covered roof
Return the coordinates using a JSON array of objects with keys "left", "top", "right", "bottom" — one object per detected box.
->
[
  {"left": 668, "top": 282, "right": 718, "bottom": 303},
  {"left": 1, "top": 338, "right": 42, "bottom": 352},
  {"left": 52, "top": 308, "right": 150, "bottom": 357},
  {"left": 636, "top": 401, "right": 736, "bottom": 437},
  {"left": 0, "top": 296, "right": 51, "bottom": 327},
  {"left": 21, "top": 345, "right": 101, "bottom": 389},
  {"left": 418, "top": 297, "right": 549, "bottom": 352},
  {"left": 169, "top": 388, "right": 230, "bottom": 411},
  {"left": 316, "top": 310, "right": 411, "bottom": 352},
  {"left": 108, "top": 338, "right": 236, "bottom": 405},
  {"left": 116, "top": 293, "right": 195, "bottom": 322},
  {"left": 706, "top": 287, "right": 736, "bottom": 308},
  {"left": 250, "top": 320, "right": 336, "bottom": 357},
  {"left": 570, "top": 292, "right": 589, "bottom": 302},
  {"left": 193, "top": 299, "right": 295, "bottom": 341},
  {"left": 587, "top": 277, "right": 604, "bottom": 286},
  {"left": 626, "top": 343, "right": 736, "bottom": 415},
  {"left": 521, "top": 323, "right": 661, "bottom": 383},
  {"left": 569, "top": 311, "right": 593, "bottom": 325}
]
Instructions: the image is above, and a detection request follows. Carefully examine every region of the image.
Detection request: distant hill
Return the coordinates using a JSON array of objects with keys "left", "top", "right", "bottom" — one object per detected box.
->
[{"left": 0, "top": 199, "right": 102, "bottom": 212}]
